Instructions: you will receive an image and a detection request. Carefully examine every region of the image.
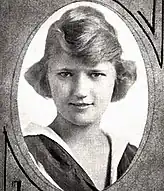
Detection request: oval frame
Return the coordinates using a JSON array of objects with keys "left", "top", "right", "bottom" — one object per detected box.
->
[{"left": 3, "top": 0, "right": 161, "bottom": 190}]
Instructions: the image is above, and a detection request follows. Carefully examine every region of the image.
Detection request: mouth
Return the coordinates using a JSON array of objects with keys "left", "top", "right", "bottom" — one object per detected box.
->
[{"left": 69, "top": 102, "right": 93, "bottom": 109}]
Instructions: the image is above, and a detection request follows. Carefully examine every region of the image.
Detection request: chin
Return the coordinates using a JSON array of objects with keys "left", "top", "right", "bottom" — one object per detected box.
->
[{"left": 68, "top": 115, "right": 100, "bottom": 127}]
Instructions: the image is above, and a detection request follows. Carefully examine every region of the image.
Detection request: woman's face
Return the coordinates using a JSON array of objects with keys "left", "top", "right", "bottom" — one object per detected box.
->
[{"left": 47, "top": 51, "right": 116, "bottom": 126}]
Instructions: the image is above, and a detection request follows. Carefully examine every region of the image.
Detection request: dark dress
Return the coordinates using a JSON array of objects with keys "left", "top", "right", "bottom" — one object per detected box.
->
[{"left": 24, "top": 133, "right": 137, "bottom": 191}]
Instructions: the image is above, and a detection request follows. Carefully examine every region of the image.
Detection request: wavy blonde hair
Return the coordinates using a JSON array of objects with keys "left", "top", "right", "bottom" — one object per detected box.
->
[{"left": 25, "top": 6, "right": 136, "bottom": 102}]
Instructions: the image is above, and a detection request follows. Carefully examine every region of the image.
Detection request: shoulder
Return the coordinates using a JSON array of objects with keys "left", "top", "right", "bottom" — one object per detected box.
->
[
  {"left": 23, "top": 123, "right": 64, "bottom": 189},
  {"left": 117, "top": 143, "right": 138, "bottom": 179},
  {"left": 23, "top": 122, "right": 74, "bottom": 157}
]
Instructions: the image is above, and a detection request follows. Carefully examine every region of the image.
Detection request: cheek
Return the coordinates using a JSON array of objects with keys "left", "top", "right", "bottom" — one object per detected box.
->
[
  {"left": 48, "top": 77, "right": 70, "bottom": 102},
  {"left": 95, "top": 79, "right": 115, "bottom": 105},
  {"left": 101, "top": 78, "right": 115, "bottom": 94}
]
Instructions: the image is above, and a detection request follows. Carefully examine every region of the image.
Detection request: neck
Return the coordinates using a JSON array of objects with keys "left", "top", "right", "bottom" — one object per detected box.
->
[
  {"left": 49, "top": 113, "right": 110, "bottom": 190},
  {"left": 49, "top": 113, "right": 105, "bottom": 145}
]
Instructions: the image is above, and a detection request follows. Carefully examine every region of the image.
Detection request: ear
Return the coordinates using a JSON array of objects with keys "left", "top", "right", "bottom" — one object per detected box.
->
[
  {"left": 24, "top": 58, "right": 52, "bottom": 98},
  {"left": 111, "top": 59, "right": 137, "bottom": 102}
]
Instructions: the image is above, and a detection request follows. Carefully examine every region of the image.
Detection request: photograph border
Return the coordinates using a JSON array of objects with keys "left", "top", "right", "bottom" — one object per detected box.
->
[{"left": 0, "top": 0, "right": 163, "bottom": 190}]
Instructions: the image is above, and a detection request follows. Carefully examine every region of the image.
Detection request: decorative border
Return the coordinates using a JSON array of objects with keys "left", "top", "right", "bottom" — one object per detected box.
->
[{"left": 1, "top": 0, "right": 163, "bottom": 190}]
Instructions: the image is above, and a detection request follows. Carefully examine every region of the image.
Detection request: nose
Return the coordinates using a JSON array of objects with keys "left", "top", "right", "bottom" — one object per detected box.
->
[{"left": 72, "top": 73, "right": 90, "bottom": 99}]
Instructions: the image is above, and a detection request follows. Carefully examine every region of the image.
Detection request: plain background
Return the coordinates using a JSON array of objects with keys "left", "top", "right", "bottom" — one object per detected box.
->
[{"left": 17, "top": 2, "right": 148, "bottom": 148}]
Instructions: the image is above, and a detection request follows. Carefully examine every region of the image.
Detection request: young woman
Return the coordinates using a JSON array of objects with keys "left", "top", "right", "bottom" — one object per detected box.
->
[{"left": 23, "top": 6, "right": 137, "bottom": 191}]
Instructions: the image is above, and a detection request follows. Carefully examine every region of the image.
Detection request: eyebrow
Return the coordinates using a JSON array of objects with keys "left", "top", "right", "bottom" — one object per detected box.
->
[
  {"left": 88, "top": 69, "right": 108, "bottom": 72},
  {"left": 55, "top": 68, "right": 76, "bottom": 72},
  {"left": 54, "top": 68, "right": 108, "bottom": 72}
]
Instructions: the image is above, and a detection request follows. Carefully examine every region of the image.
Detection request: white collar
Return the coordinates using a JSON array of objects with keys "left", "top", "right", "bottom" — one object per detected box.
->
[
  {"left": 23, "top": 122, "right": 134, "bottom": 184},
  {"left": 23, "top": 122, "right": 75, "bottom": 158}
]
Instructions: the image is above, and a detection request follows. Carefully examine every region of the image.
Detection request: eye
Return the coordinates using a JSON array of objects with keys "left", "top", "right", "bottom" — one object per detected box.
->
[
  {"left": 58, "top": 72, "right": 73, "bottom": 78},
  {"left": 90, "top": 73, "right": 106, "bottom": 78}
]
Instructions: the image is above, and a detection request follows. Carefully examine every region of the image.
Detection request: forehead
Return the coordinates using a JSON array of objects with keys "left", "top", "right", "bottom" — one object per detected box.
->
[{"left": 48, "top": 51, "right": 115, "bottom": 72}]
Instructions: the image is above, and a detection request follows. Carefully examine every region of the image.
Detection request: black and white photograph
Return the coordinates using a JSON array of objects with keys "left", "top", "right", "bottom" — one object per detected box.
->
[
  {"left": 18, "top": 2, "right": 147, "bottom": 190},
  {"left": 0, "top": 0, "right": 163, "bottom": 191}
]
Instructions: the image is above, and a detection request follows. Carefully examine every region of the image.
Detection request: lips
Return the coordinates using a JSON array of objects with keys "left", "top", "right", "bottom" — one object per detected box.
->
[
  {"left": 69, "top": 102, "right": 93, "bottom": 109},
  {"left": 70, "top": 103, "right": 93, "bottom": 106}
]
